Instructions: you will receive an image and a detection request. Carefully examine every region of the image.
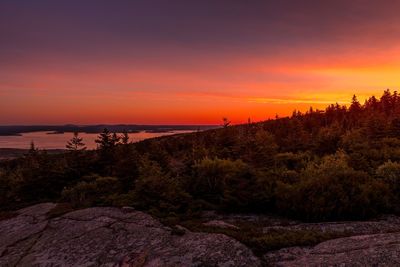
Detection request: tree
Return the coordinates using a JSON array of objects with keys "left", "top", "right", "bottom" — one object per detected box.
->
[
  {"left": 95, "top": 128, "right": 114, "bottom": 149},
  {"left": 349, "top": 94, "right": 361, "bottom": 113},
  {"left": 190, "top": 158, "right": 254, "bottom": 209},
  {"left": 26, "top": 140, "right": 39, "bottom": 158},
  {"left": 133, "top": 159, "right": 191, "bottom": 213},
  {"left": 66, "top": 132, "right": 86, "bottom": 151},
  {"left": 376, "top": 161, "right": 400, "bottom": 194},
  {"left": 23, "top": 141, "right": 40, "bottom": 173},
  {"left": 222, "top": 117, "right": 231, "bottom": 128},
  {"left": 380, "top": 89, "right": 392, "bottom": 115},
  {"left": 390, "top": 118, "right": 400, "bottom": 137},
  {"left": 244, "top": 129, "right": 278, "bottom": 168},
  {"left": 112, "top": 132, "right": 121, "bottom": 145},
  {"left": 366, "top": 115, "right": 387, "bottom": 140},
  {"left": 121, "top": 130, "right": 130, "bottom": 145}
]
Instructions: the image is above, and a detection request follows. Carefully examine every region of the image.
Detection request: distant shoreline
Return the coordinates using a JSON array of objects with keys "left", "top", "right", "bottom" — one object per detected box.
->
[
  {"left": 0, "top": 129, "right": 203, "bottom": 151},
  {"left": 0, "top": 148, "right": 66, "bottom": 160},
  {"left": 0, "top": 125, "right": 219, "bottom": 136}
]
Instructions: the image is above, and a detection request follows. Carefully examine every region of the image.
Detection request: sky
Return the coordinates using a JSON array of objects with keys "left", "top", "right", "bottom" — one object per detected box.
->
[{"left": 1, "top": 0, "right": 400, "bottom": 125}]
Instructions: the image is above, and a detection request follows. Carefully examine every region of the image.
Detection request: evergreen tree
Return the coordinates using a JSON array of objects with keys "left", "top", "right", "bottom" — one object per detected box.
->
[
  {"left": 27, "top": 140, "right": 39, "bottom": 157},
  {"left": 349, "top": 94, "right": 361, "bottom": 113},
  {"left": 95, "top": 128, "right": 113, "bottom": 149},
  {"left": 112, "top": 132, "right": 121, "bottom": 145},
  {"left": 121, "top": 130, "right": 130, "bottom": 145},
  {"left": 66, "top": 132, "right": 86, "bottom": 151},
  {"left": 380, "top": 89, "right": 393, "bottom": 115},
  {"left": 366, "top": 115, "right": 387, "bottom": 140},
  {"left": 390, "top": 118, "right": 400, "bottom": 137},
  {"left": 222, "top": 117, "right": 231, "bottom": 128},
  {"left": 29, "top": 140, "right": 37, "bottom": 153}
]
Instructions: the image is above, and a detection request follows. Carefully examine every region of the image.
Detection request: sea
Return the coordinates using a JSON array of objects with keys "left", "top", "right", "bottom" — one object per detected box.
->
[{"left": 0, "top": 131, "right": 193, "bottom": 150}]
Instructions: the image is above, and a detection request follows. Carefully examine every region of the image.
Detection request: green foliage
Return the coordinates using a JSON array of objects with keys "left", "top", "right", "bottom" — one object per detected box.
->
[
  {"left": 376, "top": 160, "right": 400, "bottom": 210},
  {"left": 275, "top": 152, "right": 390, "bottom": 220},
  {"left": 181, "top": 219, "right": 348, "bottom": 255},
  {"left": 376, "top": 160, "right": 400, "bottom": 186},
  {"left": 3, "top": 89, "right": 400, "bottom": 223},
  {"left": 131, "top": 159, "right": 192, "bottom": 215},
  {"left": 190, "top": 158, "right": 251, "bottom": 207},
  {"left": 62, "top": 175, "right": 121, "bottom": 207}
]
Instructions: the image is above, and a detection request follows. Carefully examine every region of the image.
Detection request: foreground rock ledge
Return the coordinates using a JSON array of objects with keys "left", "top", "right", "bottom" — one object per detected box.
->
[
  {"left": 265, "top": 232, "right": 400, "bottom": 266},
  {"left": 2, "top": 204, "right": 400, "bottom": 267},
  {"left": 0, "top": 203, "right": 260, "bottom": 266}
]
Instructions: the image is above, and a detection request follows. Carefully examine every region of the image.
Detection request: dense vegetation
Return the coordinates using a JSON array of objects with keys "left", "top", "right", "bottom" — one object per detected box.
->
[{"left": 2, "top": 90, "right": 400, "bottom": 223}]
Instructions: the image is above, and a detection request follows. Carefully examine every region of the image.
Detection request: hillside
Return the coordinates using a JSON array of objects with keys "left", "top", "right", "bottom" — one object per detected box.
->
[{"left": 2, "top": 90, "right": 400, "bottom": 258}]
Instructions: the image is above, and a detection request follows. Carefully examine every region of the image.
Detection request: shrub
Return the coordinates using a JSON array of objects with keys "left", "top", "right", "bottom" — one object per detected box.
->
[
  {"left": 132, "top": 159, "right": 192, "bottom": 215},
  {"left": 189, "top": 158, "right": 258, "bottom": 211},
  {"left": 376, "top": 160, "right": 400, "bottom": 189},
  {"left": 61, "top": 175, "right": 120, "bottom": 207},
  {"left": 276, "top": 151, "right": 391, "bottom": 220}
]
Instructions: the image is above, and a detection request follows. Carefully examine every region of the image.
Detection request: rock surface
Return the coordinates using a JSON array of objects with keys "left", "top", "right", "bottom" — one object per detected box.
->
[
  {"left": 265, "top": 232, "right": 400, "bottom": 266},
  {"left": 0, "top": 203, "right": 260, "bottom": 266},
  {"left": 263, "top": 215, "right": 400, "bottom": 235},
  {"left": 203, "top": 220, "right": 239, "bottom": 230},
  {"left": 3, "top": 203, "right": 400, "bottom": 266}
]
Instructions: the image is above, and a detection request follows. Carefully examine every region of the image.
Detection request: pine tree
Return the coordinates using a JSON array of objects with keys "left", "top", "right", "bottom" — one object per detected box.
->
[
  {"left": 222, "top": 117, "right": 231, "bottom": 128},
  {"left": 95, "top": 128, "right": 113, "bottom": 149},
  {"left": 390, "top": 118, "right": 400, "bottom": 137},
  {"left": 112, "top": 132, "right": 121, "bottom": 145},
  {"left": 367, "top": 115, "right": 387, "bottom": 140},
  {"left": 349, "top": 95, "right": 361, "bottom": 113},
  {"left": 121, "top": 130, "right": 130, "bottom": 145},
  {"left": 28, "top": 140, "right": 38, "bottom": 156},
  {"left": 66, "top": 132, "right": 86, "bottom": 151},
  {"left": 381, "top": 89, "right": 393, "bottom": 115},
  {"left": 29, "top": 140, "right": 36, "bottom": 152}
]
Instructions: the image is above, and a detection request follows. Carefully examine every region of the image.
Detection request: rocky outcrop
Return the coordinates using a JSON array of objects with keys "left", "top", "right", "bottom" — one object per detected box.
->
[
  {"left": 265, "top": 232, "right": 400, "bottom": 266},
  {"left": 263, "top": 215, "right": 400, "bottom": 235},
  {"left": 0, "top": 203, "right": 260, "bottom": 266},
  {"left": 3, "top": 203, "right": 400, "bottom": 266}
]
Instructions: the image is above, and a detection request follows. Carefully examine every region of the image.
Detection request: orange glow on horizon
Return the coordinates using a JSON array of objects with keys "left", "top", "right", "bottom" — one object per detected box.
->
[{"left": 2, "top": 2, "right": 400, "bottom": 125}]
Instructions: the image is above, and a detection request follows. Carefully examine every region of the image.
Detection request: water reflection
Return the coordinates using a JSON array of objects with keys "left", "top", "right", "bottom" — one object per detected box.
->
[{"left": 0, "top": 131, "right": 193, "bottom": 149}]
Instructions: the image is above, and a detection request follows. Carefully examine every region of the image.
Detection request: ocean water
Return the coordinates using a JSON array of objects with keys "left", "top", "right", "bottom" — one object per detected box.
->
[{"left": 0, "top": 131, "right": 193, "bottom": 149}]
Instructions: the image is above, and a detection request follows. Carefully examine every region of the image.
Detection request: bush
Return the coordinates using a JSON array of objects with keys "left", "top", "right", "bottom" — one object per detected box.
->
[
  {"left": 189, "top": 158, "right": 258, "bottom": 211},
  {"left": 376, "top": 160, "right": 400, "bottom": 189},
  {"left": 276, "top": 151, "right": 391, "bottom": 220},
  {"left": 132, "top": 159, "right": 192, "bottom": 215},
  {"left": 61, "top": 175, "right": 121, "bottom": 207},
  {"left": 376, "top": 160, "right": 400, "bottom": 211}
]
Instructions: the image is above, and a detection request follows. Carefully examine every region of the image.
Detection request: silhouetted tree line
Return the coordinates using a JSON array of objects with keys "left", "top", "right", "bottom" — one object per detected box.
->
[{"left": 3, "top": 89, "right": 400, "bottom": 221}]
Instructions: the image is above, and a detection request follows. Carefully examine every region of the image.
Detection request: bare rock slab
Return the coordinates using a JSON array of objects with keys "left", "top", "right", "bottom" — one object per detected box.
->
[
  {"left": 0, "top": 203, "right": 260, "bottom": 267},
  {"left": 265, "top": 232, "right": 400, "bottom": 266}
]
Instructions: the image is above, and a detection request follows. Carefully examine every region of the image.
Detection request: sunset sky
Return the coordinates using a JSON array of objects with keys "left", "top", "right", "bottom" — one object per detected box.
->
[{"left": 1, "top": 0, "right": 400, "bottom": 125}]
